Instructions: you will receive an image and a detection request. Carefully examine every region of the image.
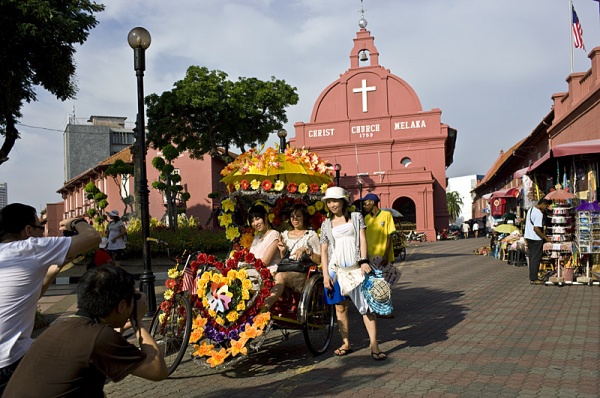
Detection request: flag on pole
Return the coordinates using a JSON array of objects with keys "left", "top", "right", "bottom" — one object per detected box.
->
[
  {"left": 572, "top": 3, "right": 585, "bottom": 50},
  {"left": 181, "top": 266, "right": 197, "bottom": 295}
]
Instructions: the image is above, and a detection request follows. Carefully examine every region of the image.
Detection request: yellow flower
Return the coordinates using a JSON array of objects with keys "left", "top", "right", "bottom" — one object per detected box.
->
[
  {"left": 242, "top": 279, "right": 253, "bottom": 290},
  {"left": 274, "top": 180, "right": 285, "bottom": 191},
  {"left": 250, "top": 179, "right": 261, "bottom": 190},
  {"left": 227, "top": 269, "right": 238, "bottom": 280},
  {"left": 320, "top": 183, "right": 329, "bottom": 193},
  {"left": 202, "top": 297, "right": 210, "bottom": 308},
  {"left": 315, "top": 201, "right": 324, "bottom": 211},
  {"left": 218, "top": 213, "right": 232, "bottom": 227},
  {"left": 201, "top": 272, "right": 211, "bottom": 281},
  {"left": 226, "top": 226, "right": 240, "bottom": 240},
  {"left": 208, "top": 309, "right": 217, "bottom": 317},
  {"left": 307, "top": 205, "right": 316, "bottom": 215},
  {"left": 221, "top": 198, "right": 235, "bottom": 212},
  {"left": 239, "top": 233, "right": 254, "bottom": 249},
  {"left": 226, "top": 311, "right": 239, "bottom": 322},
  {"left": 167, "top": 267, "right": 181, "bottom": 279},
  {"left": 234, "top": 181, "right": 241, "bottom": 191},
  {"left": 215, "top": 316, "right": 225, "bottom": 326},
  {"left": 268, "top": 213, "right": 275, "bottom": 223},
  {"left": 163, "top": 289, "right": 173, "bottom": 301},
  {"left": 211, "top": 273, "right": 222, "bottom": 283},
  {"left": 237, "top": 269, "right": 248, "bottom": 280},
  {"left": 158, "top": 312, "right": 167, "bottom": 324},
  {"left": 236, "top": 301, "right": 246, "bottom": 311},
  {"left": 242, "top": 289, "right": 250, "bottom": 300},
  {"left": 298, "top": 183, "right": 308, "bottom": 194}
]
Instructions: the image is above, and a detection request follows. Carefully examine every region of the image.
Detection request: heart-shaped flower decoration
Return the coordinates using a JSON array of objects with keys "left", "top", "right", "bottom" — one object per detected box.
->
[{"left": 189, "top": 249, "right": 275, "bottom": 367}]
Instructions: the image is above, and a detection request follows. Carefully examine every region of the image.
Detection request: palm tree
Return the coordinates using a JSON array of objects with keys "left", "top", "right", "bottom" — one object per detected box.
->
[{"left": 446, "top": 191, "right": 463, "bottom": 224}]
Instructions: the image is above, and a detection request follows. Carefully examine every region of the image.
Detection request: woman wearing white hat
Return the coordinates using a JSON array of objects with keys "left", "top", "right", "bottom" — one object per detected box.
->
[
  {"left": 105, "top": 210, "right": 127, "bottom": 265},
  {"left": 319, "top": 186, "right": 386, "bottom": 360}
]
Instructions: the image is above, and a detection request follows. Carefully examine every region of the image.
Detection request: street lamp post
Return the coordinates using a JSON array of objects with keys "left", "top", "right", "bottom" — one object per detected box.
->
[
  {"left": 128, "top": 27, "right": 155, "bottom": 315},
  {"left": 334, "top": 163, "right": 342, "bottom": 186},
  {"left": 277, "top": 129, "right": 287, "bottom": 153},
  {"left": 357, "top": 177, "right": 364, "bottom": 212}
]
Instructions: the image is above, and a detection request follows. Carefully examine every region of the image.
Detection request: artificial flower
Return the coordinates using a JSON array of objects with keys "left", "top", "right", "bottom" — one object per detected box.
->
[
  {"left": 320, "top": 183, "right": 329, "bottom": 193},
  {"left": 192, "top": 342, "right": 215, "bottom": 357},
  {"left": 226, "top": 226, "right": 240, "bottom": 240},
  {"left": 207, "top": 348, "right": 230, "bottom": 367},
  {"left": 268, "top": 213, "right": 275, "bottom": 223},
  {"left": 287, "top": 182, "right": 298, "bottom": 193},
  {"left": 208, "top": 309, "right": 217, "bottom": 318},
  {"left": 229, "top": 338, "right": 248, "bottom": 357},
  {"left": 163, "top": 289, "right": 173, "bottom": 301},
  {"left": 241, "top": 180, "right": 250, "bottom": 190},
  {"left": 309, "top": 183, "right": 320, "bottom": 193},
  {"left": 298, "top": 183, "right": 308, "bottom": 194},
  {"left": 253, "top": 312, "right": 271, "bottom": 329},
  {"left": 315, "top": 201, "right": 324, "bottom": 211},
  {"left": 240, "top": 324, "right": 262, "bottom": 339},
  {"left": 167, "top": 267, "right": 181, "bottom": 279},
  {"left": 242, "top": 279, "right": 253, "bottom": 290},
  {"left": 274, "top": 180, "right": 285, "bottom": 191},
  {"left": 165, "top": 279, "right": 177, "bottom": 289},
  {"left": 239, "top": 232, "right": 254, "bottom": 249},
  {"left": 242, "top": 289, "right": 250, "bottom": 300},
  {"left": 226, "top": 311, "right": 239, "bottom": 322},
  {"left": 215, "top": 316, "right": 225, "bottom": 326},
  {"left": 234, "top": 181, "right": 241, "bottom": 191},
  {"left": 307, "top": 205, "right": 316, "bottom": 215},
  {"left": 250, "top": 179, "right": 261, "bottom": 190},
  {"left": 158, "top": 313, "right": 167, "bottom": 324},
  {"left": 236, "top": 301, "right": 246, "bottom": 311},
  {"left": 221, "top": 198, "right": 235, "bottom": 212},
  {"left": 190, "top": 329, "right": 204, "bottom": 344},
  {"left": 218, "top": 213, "right": 233, "bottom": 227},
  {"left": 261, "top": 179, "right": 273, "bottom": 191},
  {"left": 192, "top": 315, "right": 207, "bottom": 330}
]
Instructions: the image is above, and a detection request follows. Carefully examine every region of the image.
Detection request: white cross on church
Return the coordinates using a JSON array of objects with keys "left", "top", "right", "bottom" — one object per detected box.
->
[{"left": 352, "top": 79, "right": 376, "bottom": 113}]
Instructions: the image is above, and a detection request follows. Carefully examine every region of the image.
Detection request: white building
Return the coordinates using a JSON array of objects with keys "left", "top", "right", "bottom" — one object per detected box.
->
[{"left": 447, "top": 175, "right": 484, "bottom": 225}]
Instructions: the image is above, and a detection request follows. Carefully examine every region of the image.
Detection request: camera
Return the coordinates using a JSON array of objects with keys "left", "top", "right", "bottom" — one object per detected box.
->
[{"left": 132, "top": 292, "right": 142, "bottom": 323}]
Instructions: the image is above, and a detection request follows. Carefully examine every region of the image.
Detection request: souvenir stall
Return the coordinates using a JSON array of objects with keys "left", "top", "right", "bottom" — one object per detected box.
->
[
  {"left": 543, "top": 191, "right": 576, "bottom": 285},
  {"left": 574, "top": 201, "right": 600, "bottom": 285}
]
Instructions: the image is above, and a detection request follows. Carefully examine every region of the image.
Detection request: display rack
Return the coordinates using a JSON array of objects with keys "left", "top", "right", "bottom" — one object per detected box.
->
[
  {"left": 575, "top": 210, "right": 600, "bottom": 285},
  {"left": 545, "top": 204, "right": 575, "bottom": 285}
]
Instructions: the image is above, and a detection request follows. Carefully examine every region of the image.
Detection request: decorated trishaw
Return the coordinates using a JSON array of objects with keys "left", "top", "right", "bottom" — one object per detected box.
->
[{"left": 149, "top": 146, "right": 338, "bottom": 372}]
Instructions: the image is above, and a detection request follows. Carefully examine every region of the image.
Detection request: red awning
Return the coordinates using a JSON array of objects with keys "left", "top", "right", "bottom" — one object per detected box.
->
[
  {"left": 527, "top": 139, "right": 600, "bottom": 173},
  {"left": 490, "top": 187, "right": 520, "bottom": 198},
  {"left": 513, "top": 167, "right": 529, "bottom": 179}
]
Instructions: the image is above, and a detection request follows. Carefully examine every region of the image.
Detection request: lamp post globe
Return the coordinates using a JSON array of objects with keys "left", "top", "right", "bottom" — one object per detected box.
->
[
  {"left": 277, "top": 129, "right": 287, "bottom": 153},
  {"left": 128, "top": 27, "right": 155, "bottom": 315}
]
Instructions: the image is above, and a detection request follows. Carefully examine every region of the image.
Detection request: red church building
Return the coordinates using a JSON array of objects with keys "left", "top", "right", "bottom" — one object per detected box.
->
[{"left": 291, "top": 17, "right": 457, "bottom": 238}]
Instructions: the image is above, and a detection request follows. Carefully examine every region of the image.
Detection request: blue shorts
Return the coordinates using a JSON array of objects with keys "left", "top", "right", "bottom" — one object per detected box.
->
[{"left": 324, "top": 279, "right": 345, "bottom": 305}]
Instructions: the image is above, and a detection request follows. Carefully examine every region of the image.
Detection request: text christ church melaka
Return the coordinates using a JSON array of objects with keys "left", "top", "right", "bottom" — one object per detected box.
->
[{"left": 291, "top": 17, "right": 457, "bottom": 237}]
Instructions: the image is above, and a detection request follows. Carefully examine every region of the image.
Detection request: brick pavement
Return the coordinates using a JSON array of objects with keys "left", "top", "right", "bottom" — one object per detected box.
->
[{"left": 39, "top": 238, "right": 600, "bottom": 397}]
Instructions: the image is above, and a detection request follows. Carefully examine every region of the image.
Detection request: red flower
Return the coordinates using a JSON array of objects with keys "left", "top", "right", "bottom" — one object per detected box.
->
[
  {"left": 207, "top": 255, "right": 216, "bottom": 264},
  {"left": 254, "top": 258, "right": 265, "bottom": 270},
  {"left": 197, "top": 253, "right": 208, "bottom": 264},
  {"left": 261, "top": 179, "right": 273, "bottom": 191},
  {"left": 287, "top": 182, "right": 298, "bottom": 193},
  {"left": 244, "top": 252, "right": 256, "bottom": 263},
  {"left": 311, "top": 213, "right": 326, "bottom": 229},
  {"left": 160, "top": 301, "right": 172, "bottom": 312},
  {"left": 165, "top": 279, "right": 177, "bottom": 289},
  {"left": 226, "top": 258, "right": 238, "bottom": 270},
  {"left": 241, "top": 180, "right": 250, "bottom": 190},
  {"left": 228, "top": 183, "right": 235, "bottom": 192},
  {"left": 260, "top": 268, "right": 271, "bottom": 280},
  {"left": 309, "top": 183, "right": 319, "bottom": 193}
]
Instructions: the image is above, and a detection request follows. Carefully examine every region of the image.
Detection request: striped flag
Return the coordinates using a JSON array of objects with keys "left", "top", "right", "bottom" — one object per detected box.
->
[
  {"left": 181, "top": 266, "right": 197, "bottom": 295},
  {"left": 572, "top": 4, "right": 585, "bottom": 50}
]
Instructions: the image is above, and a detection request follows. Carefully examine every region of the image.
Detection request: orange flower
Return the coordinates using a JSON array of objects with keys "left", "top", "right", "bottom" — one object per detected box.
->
[
  {"left": 189, "top": 329, "right": 204, "bottom": 343},
  {"left": 229, "top": 337, "right": 249, "bottom": 357},
  {"left": 207, "top": 348, "right": 230, "bottom": 367},
  {"left": 191, "top": 342, "right": 214, "bottom": 357},
  {"left": 240, "top": 324, "right": 263, "bottom": 339},
  {"left": 192, "top": 315, "right": 207, "bottom": 330},
  {"left": 253, "top": 312, "right": 271, "bottom": 329}
]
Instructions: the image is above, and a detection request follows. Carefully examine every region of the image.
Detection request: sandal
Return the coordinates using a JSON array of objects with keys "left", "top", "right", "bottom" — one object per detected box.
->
[
  {"left": 334, "top": 347, "right": 353, "bottom": 356},
  {"left": 371, "top": 351, "right": 387, "bottom": 361}
]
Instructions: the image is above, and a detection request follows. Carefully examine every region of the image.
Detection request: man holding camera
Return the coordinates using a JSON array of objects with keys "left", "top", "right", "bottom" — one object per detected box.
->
[
  {"left": 0, "top": 203, "right": 101, "bottom": 393},
  {"left": 4, "top": 264, "right": 168, "bottom": 396}
]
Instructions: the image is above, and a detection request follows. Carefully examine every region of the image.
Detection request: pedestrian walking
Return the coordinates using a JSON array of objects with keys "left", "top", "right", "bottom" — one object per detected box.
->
[
  {"left": 473, "top": 222, "right": 479, "bottom": 238},
  {"left": 462, "top": 222, "right": 470, "bottom": 239}
]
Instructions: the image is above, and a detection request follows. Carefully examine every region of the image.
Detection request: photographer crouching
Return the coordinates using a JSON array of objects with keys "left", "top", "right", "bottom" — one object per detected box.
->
[{"left": 4, "top": 264, "right": 168, "bottom": 396}]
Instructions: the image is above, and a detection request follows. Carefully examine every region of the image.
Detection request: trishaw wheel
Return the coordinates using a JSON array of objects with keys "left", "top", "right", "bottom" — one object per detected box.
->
[
  {"left": 299, "top": 274, "right": 334, "bottom": 355},
  {"left": 400, "top": 247, "right": 406, "bottom": 261},
  {"left": 149, "top": 294, "right": 192, "bottom": 375}
]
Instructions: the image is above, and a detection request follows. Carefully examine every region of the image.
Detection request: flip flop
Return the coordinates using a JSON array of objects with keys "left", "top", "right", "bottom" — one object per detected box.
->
[
  {"left": 334, "top": 347, "right": 353, "bottom": 356},
  {"left": 371, "top": 351, "right": 387, "bottom": 361}
]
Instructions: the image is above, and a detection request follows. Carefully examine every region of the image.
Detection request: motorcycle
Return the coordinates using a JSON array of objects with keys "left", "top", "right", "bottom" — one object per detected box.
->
[
  {"left": 437, "top": 229, "right": 459, "bottom": 241},
  {"left": 406, "top": 230, "right": 427, "bottom": 242}
]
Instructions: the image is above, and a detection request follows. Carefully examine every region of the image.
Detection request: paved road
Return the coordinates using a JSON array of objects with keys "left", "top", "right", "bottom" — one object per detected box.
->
[{"left": 44, "top": 238, "right": 600, "bottom": 397}]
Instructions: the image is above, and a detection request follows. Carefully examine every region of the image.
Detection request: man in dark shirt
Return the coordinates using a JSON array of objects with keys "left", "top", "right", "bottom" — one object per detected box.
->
[{"left": 4, "top": 265, "right": 167, "bottom": 397}]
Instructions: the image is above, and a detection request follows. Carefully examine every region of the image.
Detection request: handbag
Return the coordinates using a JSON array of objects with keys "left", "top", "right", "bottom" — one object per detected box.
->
[
  {"left": 277, "top": 252, "right": 314, "bottom": 273},
  {"left": 361, "top": 270, "right": 393, "bottom": 315},
  {"left": 335, "top": 264, "right": 365, "bottom": 296},
  {"left": 371, "top": 255, "right": 401, "bottom": 286}
]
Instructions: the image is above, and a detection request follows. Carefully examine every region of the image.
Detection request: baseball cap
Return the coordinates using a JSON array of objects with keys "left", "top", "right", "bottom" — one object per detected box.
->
[
  {"left": 106, "top": 210, "right": 119, "bottom": 217},
  {"left": 362, "top": 193, "right": 380, "bottom": 203}
]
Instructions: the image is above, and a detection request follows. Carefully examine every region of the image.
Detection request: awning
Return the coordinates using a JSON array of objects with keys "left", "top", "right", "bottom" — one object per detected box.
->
[
  {"left": 482, "top": 193, "right": 493, "bottom": 200},
  {"left": 513, "top": 167, "right": 529, "bottom": 179},
  {"left": 528, "top": 139, "right": 600, "bottom": 173},
  {"left": 490, "top": 187, "right": 520, "bottom": 198}
]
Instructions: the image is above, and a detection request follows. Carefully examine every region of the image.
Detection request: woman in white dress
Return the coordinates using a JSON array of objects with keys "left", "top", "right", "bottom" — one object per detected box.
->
[
  {"left": 105, "top": 210, "right": 127, "bottom": 265},
  {"left": 262, "top": 204, "right": 321, "bottom": 310},
  {"left": 320, "top": 187, "right": 386, "bottom": 360}
]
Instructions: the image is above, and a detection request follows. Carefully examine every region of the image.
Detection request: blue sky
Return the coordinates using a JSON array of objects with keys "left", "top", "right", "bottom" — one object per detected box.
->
[{"left": 2, "top": 0, "right": 599, "bottom": 211}]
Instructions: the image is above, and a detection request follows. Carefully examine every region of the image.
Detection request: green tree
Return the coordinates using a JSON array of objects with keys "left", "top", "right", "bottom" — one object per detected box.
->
[
  {"left": 145, "top": 66, "right": 299, "bottom": 158},
  {"left": 105, "top": 159, "right": 135, "bottom": 219},
  {"left": 151, "top": 145, "right": 191, "bottom": 231},
  {"left": 446, "top": 191, "right": 463, "bottom": 224},
  {"left": 85, "top": 182, "right": 108, "bottom": 226},
  {"left": 0, "top": 0, "right": 104, "bottom": 165}
]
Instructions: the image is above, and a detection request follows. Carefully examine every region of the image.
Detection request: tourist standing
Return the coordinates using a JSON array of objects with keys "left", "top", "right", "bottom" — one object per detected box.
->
[
  {"left": 524, "top": 199, "right": 552, "bottom": 285},
  {"left": 106, "top": 210, "right": 127, "bottom": 265}
]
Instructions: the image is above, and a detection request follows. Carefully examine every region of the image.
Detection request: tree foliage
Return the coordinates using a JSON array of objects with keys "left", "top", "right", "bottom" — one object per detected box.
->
[
  {"left": 105, "top": 159, "right": 135, "bottom": 218},
  {"left": 145, "top": 66, "right": 299, "bottom": 158},
  {"left": 446, "top": 191, "right": 464, "bottom": 224},
  {"left": 85, "top": 181, "right": 108, "bottom": 226},
  {"left": 151, "top": 145, "right": 191, "bottom": 231},
  {"left": 0, "top": 0, "right": 104, "bottom": 165}
]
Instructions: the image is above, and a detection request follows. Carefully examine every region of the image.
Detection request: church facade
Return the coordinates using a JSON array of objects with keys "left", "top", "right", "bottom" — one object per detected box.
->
[{"left": 291, "top": 20, "right": 457, "bottom": 238}]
